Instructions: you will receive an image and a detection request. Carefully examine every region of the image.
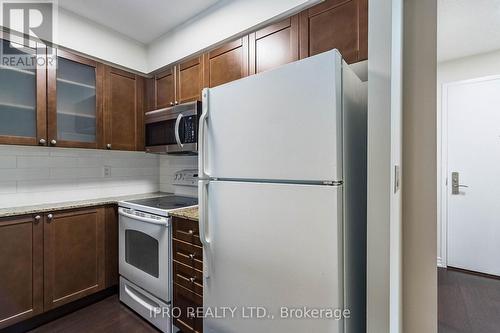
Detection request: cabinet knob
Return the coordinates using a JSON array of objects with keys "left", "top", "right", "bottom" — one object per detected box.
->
[
  {"left": 170, "top": 102, "right": 174, "bottom": 106},
  {"left": 174, "top": 101, "right": 179, "bottom": 105},
  {"left": 47, "top": 213, "right": 53, "bottom": 222},
  {"left": 39, "top": 138, "right": 46, "bottom": 145},
  {"left": 188, "top": 253, "right": 195, "bottom": 260},
  {"left": 34, "top": 215, "right": 41, "bottom": 223},
  {"left": 50, "top": 139, "right": 57, "bottom": 146},
  {"left": 189, "top": 277, "right": 196, "bottom": 283},
  {"left": 106, "top": 144, "right": 112, "bottom": 150},
  {"left": 187, "top": 229, "right": 194, "bottom": 235}
]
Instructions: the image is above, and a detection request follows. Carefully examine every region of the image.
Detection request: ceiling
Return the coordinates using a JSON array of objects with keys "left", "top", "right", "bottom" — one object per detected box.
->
[
  {"left": 58, "top": 0, "right": 224, "bottom": 44},
  {"left": 438, "top": 0, "right": 500, "bottom": 62}
]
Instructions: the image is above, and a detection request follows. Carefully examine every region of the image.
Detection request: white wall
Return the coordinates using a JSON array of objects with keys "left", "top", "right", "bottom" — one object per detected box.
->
[
  {"left": 0, "top": 145, "right": 159, "bottom": 208},
  {"left": 403, "top": 0, "right": 437, "bottom": 332},
  {"left": 436, "top": 48, "right": 500, "bottom": 267},
  {"left": 55, "top": 8, "right": 148, "bottom": 73},
  {"left": 366, "top": 0, "right": 403, "bottom": 332},
  {"left": 147, "top": 0, "right": 320, "bottom": 72}
]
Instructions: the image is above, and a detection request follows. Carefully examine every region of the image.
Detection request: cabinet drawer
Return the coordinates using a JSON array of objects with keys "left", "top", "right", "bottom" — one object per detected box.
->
[
  {"left": 173, "top": 260, "right": 203, "bottom": 296},
  {"left": 173, "top": 218, "right": 202, "bottom": 246},
  {"left": 173, "top": 239, "right": 203, "bottom": 271},
  {"left": 173, "top": 283, "right": 203, "bottom": 333}
]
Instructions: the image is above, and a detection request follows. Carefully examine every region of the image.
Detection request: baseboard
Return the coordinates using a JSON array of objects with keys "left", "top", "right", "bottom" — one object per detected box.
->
[
  {"left": 448, "top": 266, "right": 500, "bottom": 280},
  {"left": 0, "top": 286, "right": 118, "bottom": 333}
]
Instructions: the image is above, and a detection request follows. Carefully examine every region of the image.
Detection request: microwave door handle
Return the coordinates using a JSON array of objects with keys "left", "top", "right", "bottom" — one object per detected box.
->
[{"left": 175, "top": 113, "right": 184, "bottom": 148}]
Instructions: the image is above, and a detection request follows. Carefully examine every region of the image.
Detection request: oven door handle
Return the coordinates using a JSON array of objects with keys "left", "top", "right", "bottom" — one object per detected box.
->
[
  {"left": 118, "top": 208, "right": 170, "bottom": 226},
  {"left": 175, "top": 113, "right": 184, "bottom": 148},
  {"left": 124, "top": 284, "right": 161, "bottom": 314}
]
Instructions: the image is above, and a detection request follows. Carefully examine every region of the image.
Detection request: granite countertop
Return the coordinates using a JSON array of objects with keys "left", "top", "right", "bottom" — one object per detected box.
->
[
  {"left": 170, "top": 206, "right": 199, "bottom": 221},
  {"left": 0, "top": 192, "right": 168, "bottom": 218}
]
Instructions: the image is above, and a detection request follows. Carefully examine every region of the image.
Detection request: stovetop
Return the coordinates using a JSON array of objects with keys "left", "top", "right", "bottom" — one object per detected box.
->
[
  {"left": 126, "top": 196, "right": 198, "bottom": 210},
  {"left": 119, "top": 194, "right": 197, "bottom": 217}
]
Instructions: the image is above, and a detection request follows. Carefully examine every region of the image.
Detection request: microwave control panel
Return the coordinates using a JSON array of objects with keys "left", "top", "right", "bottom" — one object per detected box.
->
[{"left": 183, "top": 116, "right": 196, "bottom": 143}]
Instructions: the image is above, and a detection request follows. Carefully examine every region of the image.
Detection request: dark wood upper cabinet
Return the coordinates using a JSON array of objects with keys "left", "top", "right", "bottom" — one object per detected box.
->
[
  {"left": 299, "top": 0, "right": 368, "bottom": 64},
  {"left": 104, "top": 66, "right": 144, "bottom": 151},
  {"left": 0, "top": 215, "right": 43, "bottom": 329},
  {"left": 176, "top": 56, "right": 204, "bottom": 103},
  {"left": 203, "top": 37, "right": 249, "bottom": 88},
  {"left": 249, "top": 16, "right": 299, "bottom": 75},
  {"left": 156, "top": 66, "right": 176, "bottom": 108},
  {"left": 144, "top": 77, "right": 156, "bottom": 112},
  {"left": 43, "top": 208, "right": 105, "bottom": 311},
  {"left": 0, "top": 33, "right": 47, "bottom": 147},
  {"left": 47, "top": 49, "right": 104, "bottom": 149}
]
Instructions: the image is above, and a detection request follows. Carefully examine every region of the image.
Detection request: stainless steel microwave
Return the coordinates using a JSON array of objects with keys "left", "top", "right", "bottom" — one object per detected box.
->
[{"left": 145, "top": 101, "right": 201, "bottom": 154}]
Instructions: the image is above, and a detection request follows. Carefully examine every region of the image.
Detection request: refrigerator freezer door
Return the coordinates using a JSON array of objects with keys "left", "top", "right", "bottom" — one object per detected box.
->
[
  {"left": 201, "top": 50, "right": 343, "bottom": 182},
  {"left": 201, "top": 180, "right": 344, "bottom": 333}
]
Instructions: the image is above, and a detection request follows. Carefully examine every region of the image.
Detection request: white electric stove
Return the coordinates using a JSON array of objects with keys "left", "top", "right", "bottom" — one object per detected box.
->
[{"left": 118, "top": 169, "right": 198, "bottom": 333}]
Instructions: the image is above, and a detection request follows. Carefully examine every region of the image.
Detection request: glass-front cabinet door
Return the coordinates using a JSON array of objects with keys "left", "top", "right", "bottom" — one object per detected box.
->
[
  {"left": 0, "top": 34, "right": 46, "bottom": 146},
  {"left": 47, "top": 49, "right": 103, "bottom": 148}
]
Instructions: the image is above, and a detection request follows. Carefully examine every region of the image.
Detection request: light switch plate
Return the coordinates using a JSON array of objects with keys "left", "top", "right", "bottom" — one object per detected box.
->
[{"left": 394, "top": 165, "right": 401, "bottom": 193}]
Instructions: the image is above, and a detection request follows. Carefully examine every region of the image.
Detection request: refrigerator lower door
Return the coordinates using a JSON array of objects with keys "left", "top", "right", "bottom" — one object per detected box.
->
[{"left": 201, "top": 181, "right": 344, "bottom": 333}]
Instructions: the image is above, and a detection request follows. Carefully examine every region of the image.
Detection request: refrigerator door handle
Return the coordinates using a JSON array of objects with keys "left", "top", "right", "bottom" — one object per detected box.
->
[
  {"left": 199, "top": 89, "right": 210, "bottom": 179},
  {"left": 198, "top": 179, "right": 211, "bottom": 279}
]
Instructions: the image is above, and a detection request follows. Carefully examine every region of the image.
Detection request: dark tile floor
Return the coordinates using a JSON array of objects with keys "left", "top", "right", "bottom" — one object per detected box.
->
[
  {"left": 28, "top": 295, "right": 159, "bottom": 333},
  {"left": 439, "top": 268, "right": 500, "bottom": 333},
  {"left": 26, "top": 269, "right": 500, "bottom": 333}
]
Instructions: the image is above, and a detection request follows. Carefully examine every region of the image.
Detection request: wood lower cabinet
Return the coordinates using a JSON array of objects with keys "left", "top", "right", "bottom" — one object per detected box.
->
[
  {"left": 249, "top": 16, "right": 299, "bottom": 74},
  {"left": 43, "top": 208, "right": 106, "bottom": 311},
  {"left": 104, "top": 66, "right": 144, "bottom": 151},
  {"left": 0, "top": 205, "right": 118, "bottom": 329},
  {"left": 203, "top": 37, "right": 249, "bottom": 88},
  {"left": 0, "top": 215, "right": 43, "bottom": 329},
  {"left": 104, "top": 205, "right": 119, "bottom": 288},
  {"left": 299, "top": 0, "right": 368, "bottom": 64},
  {"left": 172, "top": 217, "right": 203, "bottom": 333}
]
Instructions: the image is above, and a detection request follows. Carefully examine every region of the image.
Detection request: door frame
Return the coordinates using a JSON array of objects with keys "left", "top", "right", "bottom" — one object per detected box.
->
[{"left": 439, "top": 75, "right": 500, "bottom": 269}]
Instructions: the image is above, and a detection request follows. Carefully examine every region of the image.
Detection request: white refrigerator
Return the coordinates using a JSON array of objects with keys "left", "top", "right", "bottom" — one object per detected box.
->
[{"left": 198, "top": 50, "right": 367, "bottom": 333}]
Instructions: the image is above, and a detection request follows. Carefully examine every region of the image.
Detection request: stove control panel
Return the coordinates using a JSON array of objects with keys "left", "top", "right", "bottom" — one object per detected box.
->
[{"left": 172, "top": 169, "right": 198, "bottom": 187}]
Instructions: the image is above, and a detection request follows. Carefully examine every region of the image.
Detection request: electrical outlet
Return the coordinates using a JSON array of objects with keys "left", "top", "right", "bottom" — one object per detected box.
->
[{"left": 104, "top": 166, "right": 112, "bottom": 178}]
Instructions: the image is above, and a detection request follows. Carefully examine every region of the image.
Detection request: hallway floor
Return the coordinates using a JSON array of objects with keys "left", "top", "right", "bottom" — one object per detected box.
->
[{"left": 439, "top": 268, "right": 500, "bottom": 333}]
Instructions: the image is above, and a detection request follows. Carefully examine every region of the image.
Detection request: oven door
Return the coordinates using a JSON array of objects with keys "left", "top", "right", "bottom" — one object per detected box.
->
[{"left": 118, "top": 207, "right": 171, "bottom": 302}]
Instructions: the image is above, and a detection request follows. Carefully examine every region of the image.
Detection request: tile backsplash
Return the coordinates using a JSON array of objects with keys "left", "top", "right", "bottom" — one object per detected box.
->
[{"left": 0, "top": 145, "right": 160, "bottom": 208}]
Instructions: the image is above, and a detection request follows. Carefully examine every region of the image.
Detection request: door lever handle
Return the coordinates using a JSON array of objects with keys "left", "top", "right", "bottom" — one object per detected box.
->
[{"left": 451, "top": 172, "right": 469, "bottom": 194}]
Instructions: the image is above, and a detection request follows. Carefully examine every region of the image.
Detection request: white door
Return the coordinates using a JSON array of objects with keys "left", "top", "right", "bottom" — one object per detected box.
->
[
  {"left": 201, "top": 50, "right": 343, "bottom": 182},
  {"left": 445, "top": 76, "right": 500, "bottom": 276},
  {"left": 199, "top": 180, "right": 345, "bottom": 333}
]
